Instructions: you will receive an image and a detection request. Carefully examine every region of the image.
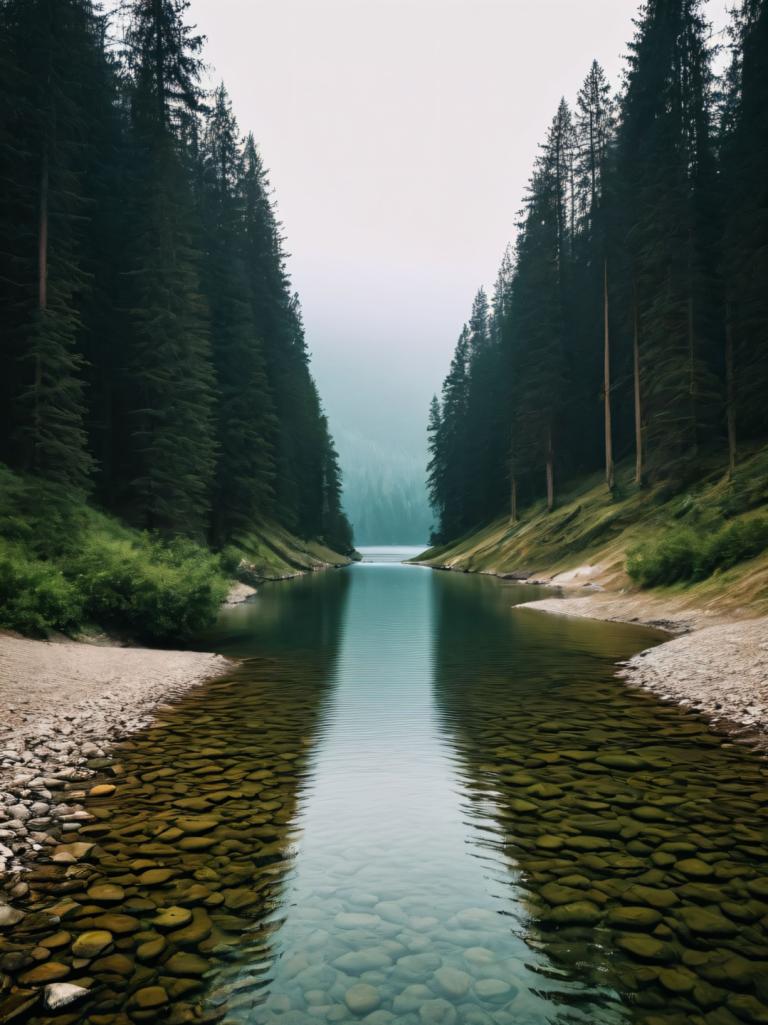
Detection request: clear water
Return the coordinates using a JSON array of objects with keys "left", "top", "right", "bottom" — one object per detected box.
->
[{"left": 8, "top": 552, "right": 768, "bottom": 1025}]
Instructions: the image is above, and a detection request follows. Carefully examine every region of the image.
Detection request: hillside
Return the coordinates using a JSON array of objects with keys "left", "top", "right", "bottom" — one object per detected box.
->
[
  {"left": 414, "top": 446, "right": 768, "bottom": 621},
  {"left": 0, "top": 465, "right": 353, "bottom": 645}
]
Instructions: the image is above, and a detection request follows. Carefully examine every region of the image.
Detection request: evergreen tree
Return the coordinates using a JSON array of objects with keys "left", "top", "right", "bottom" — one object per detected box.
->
[
  {"left": 120, "top": 0, "right": 216, "bottom": 536},
  {"left": 0, "top": 0, "right": 352, "bottom": 556},
  {"left": 200, "top": 84, "right": 275, "bottom": 544},
  {"left": 426, "top": 395, "right": 445, "bottom": 538},
  {"left": 319, "top": 418, "right": 354, "bottom": 554},
  {"left": 0, "top": 0, "right": 99, "bottom": 497},
  {"left": 618, "top": 0, "right": 721, "bottom": 479},
  {"left": 721, "top": 0, "right": 768, "bottom": 467}
]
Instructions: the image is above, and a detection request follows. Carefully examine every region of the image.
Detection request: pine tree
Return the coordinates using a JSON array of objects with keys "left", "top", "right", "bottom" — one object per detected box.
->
[
  {"left": 319, "top": 418, "right": 354, "bottom": 554},
  {"left": 120, "top": 0, "right": 216, "bottom": 536},
  {"left": 0, "top": 0, "right": 99, "bottom": 497},
  {"left": 574, "top": 61, "right": 617, "bottom": 490},
  {"left": 437, "top": 328, "right": 471, "bottom": 539},
  {"left": 722, "top": 0, "right": 768, "bottom": 467},
  {"left": 426, "top": 395, "right": 445, "bottom": 538},
  {"left": 619, "top": 0, "right": 721, "bottom": 479},
  {"left": 201, "top": 84, "right": 276, "bottom": 544}
]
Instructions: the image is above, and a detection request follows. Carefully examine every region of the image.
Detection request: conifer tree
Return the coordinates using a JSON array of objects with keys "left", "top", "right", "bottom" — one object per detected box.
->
[
  {"left": 426, "top": 396, "right": 445, "bottom": 538},
  {"left": 721, "top": 0, "right": 768, "bottom": 467},
  {"left": 619, "top": 0, "right": 720, "bottom": 477},
  {"left": 120, "top": 0, "right": 216, "bottom": 536},
  {"left": 201, "top": 84, "right": 276, "bottom": 544},
  {"left": 0, "top": 0, "right": 98, "bottom": 497}
]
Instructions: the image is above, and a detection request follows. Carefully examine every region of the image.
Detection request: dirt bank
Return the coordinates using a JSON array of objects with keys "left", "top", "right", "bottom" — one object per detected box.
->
[
  {"left": 0, "top": 634, "right": 232, "bottom": 875},
  {"left": 516, "top": 593, "right": 768, "bottom": 740}
]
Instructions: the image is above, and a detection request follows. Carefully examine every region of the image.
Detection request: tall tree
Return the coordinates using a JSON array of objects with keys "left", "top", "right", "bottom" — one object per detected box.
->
[
  {"left": 619, "top": 0, "right": 720, "bottom": 479},
  {"left": 721, "top": 0, "right": 768, "bottom": 467},
  {"left": 0, "top": 0, "right": 99, "bottom": 497},
  {"left": 200, "top": 84, "right": 275, "bottom": 544},
  {"left": 120, "top": 0, "right": 216, "bottom": 536}
]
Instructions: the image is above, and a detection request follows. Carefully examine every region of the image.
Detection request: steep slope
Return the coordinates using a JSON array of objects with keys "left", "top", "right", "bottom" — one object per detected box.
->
[{"left": 414, "top": 447, "right": 768, "bottom": 621}]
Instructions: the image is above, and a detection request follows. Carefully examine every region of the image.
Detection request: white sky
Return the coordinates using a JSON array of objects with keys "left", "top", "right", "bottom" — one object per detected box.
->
[{"left": 192, "top": 0, "right": 731, "bottom": 460}]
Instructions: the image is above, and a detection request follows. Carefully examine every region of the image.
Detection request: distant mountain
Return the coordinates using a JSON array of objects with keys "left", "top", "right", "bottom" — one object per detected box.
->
[{"left": 336, "top": 428, "right": 432, "bottom": 546}]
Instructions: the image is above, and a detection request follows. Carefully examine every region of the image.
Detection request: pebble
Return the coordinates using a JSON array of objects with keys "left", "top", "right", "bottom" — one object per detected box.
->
[
  {"left": 434, "top": 966, "right": 471, "bottom": 998},
  {"left": 344, "top": 983, "right": 381, "bottom": 1014},
  {"left": 44, "top": 982, "right": 90, "bottom": 1010}
]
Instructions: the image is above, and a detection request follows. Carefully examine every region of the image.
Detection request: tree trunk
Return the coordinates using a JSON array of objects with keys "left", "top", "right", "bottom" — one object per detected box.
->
[
  {"left": 603, "top": 260, "right": 614, "bottom": 491},
  {"left": 546, "top": 430, "right": 554, "bottom": 512},
  {"left": 33, "top": 147, "right": 49, "bottom": 470},
  {"left": 688, "top": 290, "right": 698, "bottom": 456},
  {"left": 510, "top": 473, "right": 518, "bottom": 524},
  {"left": 153, "top": 0, "right": 166, "bottom": 125},
  {"left": 633, "top": 282, "right": 644, "bottom": 486},
  {"left": 725, "top": 302, "right": 737, "bottom": 477},
  {"left": 38, "top": 152, "right": 48, "bottom": 312}
]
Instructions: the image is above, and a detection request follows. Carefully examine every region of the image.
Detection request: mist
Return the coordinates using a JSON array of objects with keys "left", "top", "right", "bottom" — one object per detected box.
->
[{"left": 193, "top": 0, "right": 730, "bottom": 543}]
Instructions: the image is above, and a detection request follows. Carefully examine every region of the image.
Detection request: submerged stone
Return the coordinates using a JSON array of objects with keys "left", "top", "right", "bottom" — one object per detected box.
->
[
  {"left": 344, "top": 982, "right": 381, "bottom": 1015},
  {"left": 545, "top": 901, "right": 602, "bottom": 926},
  {"left": 434, "top": 965, "right": 471, "bottom": 998},
  {"left": 606, "top": 906, "right": 662, "bottom": 930},
  {"left": 615, "top": 934, "right": 676, "bottom": 963},
  {"left": 677, "top": 907, "right": 739, "bottom": 937},
  {"left": 71, "top": 930, "right": 113, "bottom": 958}
]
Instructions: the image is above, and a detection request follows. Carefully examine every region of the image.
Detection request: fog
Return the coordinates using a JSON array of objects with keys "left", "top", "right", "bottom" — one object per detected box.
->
[{"left": 192, "top": 0, "right": 730, "bottom": 542}]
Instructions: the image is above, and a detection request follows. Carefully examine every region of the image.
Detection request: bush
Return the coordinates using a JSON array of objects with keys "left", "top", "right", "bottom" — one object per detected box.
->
[
  {"left": 0, "top": 464, "right": 229, "bottom": 642},
  {"left": 0, "top": 542, "right": 83, "bottom": 635},
  {"left": 627, "top": 517, "right": 768, "bottom": 588},
  {"left": 66, "top": 534, "right": 228, "bottom": 644}
]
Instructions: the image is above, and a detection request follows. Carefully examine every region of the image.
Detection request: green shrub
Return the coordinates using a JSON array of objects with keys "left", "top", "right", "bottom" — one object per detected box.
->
[
  {"left": 0, "top": 464, "right": 229, "bottom": 642},
  {"left": 627, "top": 517, "right": 768, "bottom": 588},
  {"left": 0, "top": 542, "right": 83, "bottom": 635},
  {"left": 66, "top": 533, "right": 228, "bottom": 644}
]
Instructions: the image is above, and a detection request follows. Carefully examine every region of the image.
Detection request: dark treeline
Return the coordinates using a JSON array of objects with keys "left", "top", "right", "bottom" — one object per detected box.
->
[
  {"left": 0, "top": 0, "right": 353, "bottom": 555},
  {"left": 427, "top": 0, "right": 767, "bottom": 544}
]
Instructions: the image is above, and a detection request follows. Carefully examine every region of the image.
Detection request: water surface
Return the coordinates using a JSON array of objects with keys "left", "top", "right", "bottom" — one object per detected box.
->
[{"left": 6, "top": 551, "right": 768, "bottom": 1025}]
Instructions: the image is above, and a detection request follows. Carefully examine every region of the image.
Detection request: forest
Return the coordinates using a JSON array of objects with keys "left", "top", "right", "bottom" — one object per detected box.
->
[
  {"left": 427, "top": 0, "right": 768, "bottom": 554},
  {"left": 0, "top": 0, "right": 354, "bottom": 636}
]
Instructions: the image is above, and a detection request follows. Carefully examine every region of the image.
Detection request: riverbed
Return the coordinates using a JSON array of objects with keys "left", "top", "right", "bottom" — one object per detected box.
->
[{"left": 2, "top": 549, "right": 768, "bottom": 1025}]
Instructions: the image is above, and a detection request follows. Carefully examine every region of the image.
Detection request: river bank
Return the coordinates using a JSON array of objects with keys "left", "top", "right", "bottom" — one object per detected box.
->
[
  {"left": 515, "top": 593, "right": 768, "bottom": 743},
  {"left": 423, "top": 559, "right": 768, "bottom": 743},
  {"left": 0, "top": 634, "right": 233, "bottom": 878}
]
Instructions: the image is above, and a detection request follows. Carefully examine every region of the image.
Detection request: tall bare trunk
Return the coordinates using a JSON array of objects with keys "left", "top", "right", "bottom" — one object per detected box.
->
[
  {"left": 688, "top": 291, "right": 698, "bottom": 456},
  {"left": 38, "top": 153, "right": 48, "bottom": 313},
  {"left": 546, "top": 429, "right": 554, "bottom": 512},
  {"left": 34, "top": 148, "right": 49, "bottom": 467},
  {"left": 603, "top": 260, "right": 614, "bottom": 491},
  {"left": 633, "top": 281, "right": 644, "bottom": 486},
  {"left": 725, "top": 302, "right": 737, "bottom": 477}
]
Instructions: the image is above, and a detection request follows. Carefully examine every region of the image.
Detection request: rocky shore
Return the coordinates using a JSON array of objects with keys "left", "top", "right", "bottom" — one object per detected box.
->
[
  {"left": 517, "top": 595, "right": 768, "bottom": 741},
  {"left": 0, "top": 634, "right": 232, "bottom": 877}
]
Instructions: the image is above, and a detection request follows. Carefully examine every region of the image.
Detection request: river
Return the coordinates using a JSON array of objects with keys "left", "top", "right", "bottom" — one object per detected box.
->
[{"left": 6, "top": 549, "right": 768, "bottom": 1025}]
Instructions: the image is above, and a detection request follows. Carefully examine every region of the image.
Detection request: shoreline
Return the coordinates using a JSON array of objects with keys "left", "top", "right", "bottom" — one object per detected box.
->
[
  {"left": 515, "top": 590, "right": 768, "bottom": 744},
  {"left": 0, "top": 633, "right": 234, "bottom": 878},
  {"left": 416, "top": 550, "right": 767, "bottom": 741},
  {"left": 0, "top": 554, "right": 353, "bottom": 884}
]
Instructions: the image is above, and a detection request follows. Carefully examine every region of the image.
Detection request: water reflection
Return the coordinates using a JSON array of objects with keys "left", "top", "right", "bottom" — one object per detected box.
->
[
  {"left": 431, "top": 570, "right": 768, "bottom": 1025},
  {"left": 7, "top": 572, "right": 350, "bottom": 1025},
  {"left": 3, "top": 560, "right": 768, "bottom": 1025}
]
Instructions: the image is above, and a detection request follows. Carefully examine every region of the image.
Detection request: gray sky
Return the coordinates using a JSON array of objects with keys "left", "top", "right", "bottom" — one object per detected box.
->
[{"left": 194, "top": 0, "right": 731, "bottom": 463}]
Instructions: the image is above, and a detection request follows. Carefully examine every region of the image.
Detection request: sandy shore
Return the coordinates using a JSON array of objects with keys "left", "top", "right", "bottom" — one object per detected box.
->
[
  {"left": 0, "top": 634, "right": 232, "bottom": 876},
  {"left": 517, "top": 592, "right": 768, "bottom": 741}
]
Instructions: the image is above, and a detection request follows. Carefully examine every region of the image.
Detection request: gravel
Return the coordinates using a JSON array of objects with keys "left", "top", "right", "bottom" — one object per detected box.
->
[{"left": 0, "top": 633, "right": 232, "bottom": 876}]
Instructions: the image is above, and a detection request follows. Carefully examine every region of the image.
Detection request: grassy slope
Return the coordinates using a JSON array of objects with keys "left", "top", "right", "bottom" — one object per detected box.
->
[
  {"left": 0, "top": 464, "right": 354, "bottom": 641},
  {"left": 232, "top": 522, "right": 356, "bottom": 583},
  {"left": 414, "top": 447, "right": 768, "bottom": 618}
]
